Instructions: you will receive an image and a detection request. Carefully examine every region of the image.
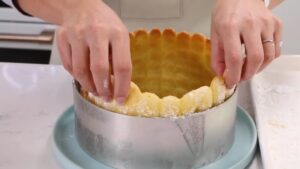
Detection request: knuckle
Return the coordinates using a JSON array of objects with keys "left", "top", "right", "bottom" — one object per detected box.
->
[
  {"left": 111, "top": 27, "right": 128, "bottom": 39},
  {"left": 88, "top": 24, "right": 99, "bottom": 32},
  {"left": 274, "top": 16, "right": 283, "bottom": 28},
  {"left": 115, "top": 63, "right": 132, "bottom": 75},
  {"left": 222, "top": 19, "right": 238, "bottom": 32},
  {"left": 56, "top": 29, "right": 68, "bottom": 47},
  {"left": 230, "top": 52, "right": 242, "bottom": 64},
  {"left": 90, "top": 63, "right": 109, "bottom": 73},
  {"left": 74, "top": 26, "right": 85, "bottom": 38},
  {"left": 244, "top": 15, "right": 256, "bottom": 27},
  {"left": 261, "top": 16, "right": 273, "bottom": 28},
  {"left": 89, "top": 23, "right": 108, "bottom": 33},
  {"left": 260, "top": 16, "right": 268, "bottom": 24},
  {"left": 57, "top": 28, "right": 67, "bottom": 38},
  {"left": 79, "top": 24, "right": 114, "bottom": 40},
  {"left": 85, "top": 24, "right": 109, "bottom": 44}
]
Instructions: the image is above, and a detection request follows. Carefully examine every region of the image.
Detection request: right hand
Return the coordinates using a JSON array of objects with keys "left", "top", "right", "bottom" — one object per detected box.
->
[
  {"left": 211, "top": 0, "right": 282, "bottom": 88},
  {"left": 56, "top": 0, "right": 132, "bottom": 104}
]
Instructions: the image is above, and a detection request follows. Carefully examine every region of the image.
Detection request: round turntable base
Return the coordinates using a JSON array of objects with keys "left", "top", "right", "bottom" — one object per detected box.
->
[{"left": 52, "top": 106, "right": 257, "bottom": 169}]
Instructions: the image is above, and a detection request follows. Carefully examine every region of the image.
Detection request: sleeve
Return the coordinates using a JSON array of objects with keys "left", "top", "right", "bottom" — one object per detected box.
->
[
  {"left": 2, "top": 0, "right": 13, "bottom": 7},
  {"left": 2, "top": 0, "right": 31, "bottom": 16}
]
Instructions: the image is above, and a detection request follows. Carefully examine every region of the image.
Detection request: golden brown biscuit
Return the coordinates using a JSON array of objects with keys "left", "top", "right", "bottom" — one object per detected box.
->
[{"left": 82, "top": 28, "right": 234, "bottom": 117}]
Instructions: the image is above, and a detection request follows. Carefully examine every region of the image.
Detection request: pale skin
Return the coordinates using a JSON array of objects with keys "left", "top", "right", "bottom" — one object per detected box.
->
[
  {"left": 18, "top": 0, "right": 283, "bottom": 104},
  {"left": 211, "top": 0, "right": 283, "bottom": 88}
]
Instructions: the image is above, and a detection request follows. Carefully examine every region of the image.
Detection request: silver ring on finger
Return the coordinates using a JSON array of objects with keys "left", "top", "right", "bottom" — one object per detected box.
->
[{"left": 262, "top": 39, "right": 275, "bottom": 46}]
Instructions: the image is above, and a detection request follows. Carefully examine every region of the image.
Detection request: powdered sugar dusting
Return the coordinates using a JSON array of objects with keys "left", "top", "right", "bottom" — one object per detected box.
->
[{"left": 251, "top": 63, "right": 300, "bottom": 169}]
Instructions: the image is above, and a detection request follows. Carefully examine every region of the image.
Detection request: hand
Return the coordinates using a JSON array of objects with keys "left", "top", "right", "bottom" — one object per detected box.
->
[
  {"left": 211, "top": 0, "right": 282, "bottom": 88},
  {"left": 56, "top": 0, "right": 132, "bottom": 104}
]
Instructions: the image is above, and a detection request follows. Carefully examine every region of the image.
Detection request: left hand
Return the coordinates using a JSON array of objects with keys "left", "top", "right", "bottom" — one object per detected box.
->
[{"left": 211, "top": 0, "right": 282, "bottom": 88}]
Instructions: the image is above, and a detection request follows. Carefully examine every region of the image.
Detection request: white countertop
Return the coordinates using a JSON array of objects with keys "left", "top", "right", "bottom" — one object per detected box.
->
[
  {"left": 0, "top": 62, "right": 262, "bottom": 169},
  {"left": 251, "top": 55, "right": 300, "bottom": 169}
]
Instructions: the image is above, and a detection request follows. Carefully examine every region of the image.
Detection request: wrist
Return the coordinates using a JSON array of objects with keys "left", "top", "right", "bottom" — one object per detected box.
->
[
  {"left": 61, "top": 0, "right": 102, "bottom": 24},
  {"left": 17, "top": 0, "right": 65, "bottom": 24}
]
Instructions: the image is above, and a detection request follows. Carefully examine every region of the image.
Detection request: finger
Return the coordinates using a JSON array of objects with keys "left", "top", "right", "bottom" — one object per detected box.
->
[
  {"left": 258, "top": 33, "right": 275, "bottom": 72},
  {"left": 70, "top": 38, "right": 96, "bottom": 93},
  {"left": 241, "top": 30, "right": 264, "bottom": 79},
  {"left": 56, "top": 28, "right": 72, "bottom": 73},
  {"left": 211, "top": 30, "right": 225, "bottom": 76},
  {"left": 221, "top": 30, "right": 243, "bottom": 88},
  {"left": 274, "top": 17, "right": 283, "bottom": 58},
  {"left": 89, "top": 39, "right": 112, "bottom": 101},
  {"left": 111, "top": 32, "right": 132, "bottom": 105}
]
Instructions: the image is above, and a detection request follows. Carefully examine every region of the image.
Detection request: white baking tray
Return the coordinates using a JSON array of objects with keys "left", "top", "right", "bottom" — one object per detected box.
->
[{"left": 250, "top": 55, "right": 300, "bottom": 169}]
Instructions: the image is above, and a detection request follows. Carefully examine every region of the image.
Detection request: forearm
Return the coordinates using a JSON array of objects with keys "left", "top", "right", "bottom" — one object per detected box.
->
[{"left": 17, "top": 0, "right": 89, "bottom": 24}]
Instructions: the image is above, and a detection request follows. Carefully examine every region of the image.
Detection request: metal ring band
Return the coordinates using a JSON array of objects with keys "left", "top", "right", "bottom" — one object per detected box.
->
[{"left": 262, "top": 39, "right": 274, "bottom": 44}]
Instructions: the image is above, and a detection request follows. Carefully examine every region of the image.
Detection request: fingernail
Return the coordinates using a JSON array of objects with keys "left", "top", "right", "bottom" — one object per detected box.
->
[
  {"left": 230, "top": 84, "right": 237, "bottom": 90},
  {"left": 222, "top": 69, "right": 229, "bottom": 77},
  {"left": 102, "top": 95, "right": 111, "bottom": 102},
  {"left": 227, "top": 84, "right": 234, "bottom": 89},
  {"left": 116, "top": 97, "right": 126, "bottom": 105}
]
